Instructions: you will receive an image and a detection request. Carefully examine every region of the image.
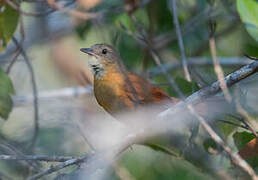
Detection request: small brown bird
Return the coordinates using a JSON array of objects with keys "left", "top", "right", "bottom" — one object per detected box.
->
[{"left": 80, "top": 44, "right": 180, "bottom": 116}]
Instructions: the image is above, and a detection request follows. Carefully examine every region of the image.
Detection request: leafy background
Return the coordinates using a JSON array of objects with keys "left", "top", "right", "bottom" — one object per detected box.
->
[{"left": 0, "top": 0, "right": 257, "bottom": 179}]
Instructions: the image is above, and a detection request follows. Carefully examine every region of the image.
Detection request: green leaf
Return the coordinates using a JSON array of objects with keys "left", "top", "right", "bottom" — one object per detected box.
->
[
  {"left": 215, "top": 118, "right": 238, "bottom": 138},
  {"left": 0, "top": 94, "right": 13, "bottom": 120},
  {"left": 0, "top": 68, "right": 15, "bottom": 120},
  {"left": 236, "top": 0, "right": 258, "bottom": 42},
  {"left": 0, "top": 3, "right": 19, "bottom": 51},
  {"left": 233, "top": 131, "right": 256, "bottom": 150}
]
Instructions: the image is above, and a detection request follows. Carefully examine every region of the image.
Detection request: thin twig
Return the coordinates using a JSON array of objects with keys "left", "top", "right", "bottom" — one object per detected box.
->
[
  {"left": 168, "top": 0, "right": 191, "bottom": 82},
  {"left": 27, "top": 154, "right": 91, "bottom": 180},
  {"left": 244, "top": 54, "right": 258, "bottom": 61},
  {"left": 192, "top": 20, "right": 239, "bottom": 56},
  {"left": 159, "top": 60, "right": 258, "bottom": 118},
  {"left": 234, "top": 89, "right": 258, "bottom": 137},
  {"left": 216, "top": 119, "right": 249, "bottom": 130},
  {"left": 149, "top": 50, "right": 184, "bottom": 98},
  {"left": 13, "top": 86, "right": 93, "bottom": 106},
  {"left": 209, "top": 36, "right": 232, "bottom": 102},
  {"left": 0, "top": 139, "right": 41, "bottom": 171},
  {"left": 123, "top": 17, "right": 184, "bottom": 98},
  {"left": 125, "top": 11, "right": 185, "bottom": 100},
  {"left": 6, "top": 47, "right": 21, "bottom": 74},
  {"left": 0, "top": 155, "right": 75, "bottom": 162},
  {"left": 26, "top": 126, "right": 147, "bottom": 180},
  {"left": 27, "top": 129, "right": 141, "bottom": 180},
  {"left": 148, "top": 57, "right": 252, "bottom": 77},
  {"left": 185, "top": 61, "right": 258, "bottom": 103},
  {"left": 6, "top": 16, "right": 25, "bottom": 74},
  {"left": 187, "top": 105, "right": 258, "bottom": 180},
  {"left": 12, "top": 37, "right": 39, "bottom": 150}
]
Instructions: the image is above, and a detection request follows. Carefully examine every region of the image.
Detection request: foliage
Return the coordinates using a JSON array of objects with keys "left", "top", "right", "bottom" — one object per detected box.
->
[
  {"left": 0, "top": 3, "right": 19, "bottom": 51},
  {"left": 237, "top": 0, "right": 258, "bottom": 41},
  {"left": 233, "top": 131, "right": 258, "bottom": 167},
  {"left": 0, "top": 68, "right": 14, "bottom": 120},
  {"left": 0, "top": 0, "right": 258, "bottom": 179},
  {"left": 233, "top": 131, "right": 256, "bottom": 150},
  {"left": 236, "top": 0, "right": 258, "bottom": 42}
]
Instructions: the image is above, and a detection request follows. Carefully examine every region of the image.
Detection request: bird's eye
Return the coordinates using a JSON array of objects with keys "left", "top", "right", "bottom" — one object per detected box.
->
[{"left": 102, "top": 49, "right": 107, "bottom": 54}]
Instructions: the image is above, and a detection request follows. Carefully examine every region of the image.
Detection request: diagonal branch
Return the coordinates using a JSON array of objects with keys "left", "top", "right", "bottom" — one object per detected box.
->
[
  {"left": 160, "top": 60, "right": 258, "bottom": 119},
  {"left": 185, "top": 60, "right": 258, "bottom": 104},
  {"left": 209, "top": 36, "right": 232, "bottom": 102}
]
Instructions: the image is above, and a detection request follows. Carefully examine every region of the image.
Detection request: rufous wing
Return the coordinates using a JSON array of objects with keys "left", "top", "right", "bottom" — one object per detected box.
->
[{"left": 125, "top": 73, "right": 180, "bottom": 106}]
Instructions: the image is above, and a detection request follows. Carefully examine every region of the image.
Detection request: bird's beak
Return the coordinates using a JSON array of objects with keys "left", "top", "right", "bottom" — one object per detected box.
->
[{"left": 80, "top": 48, "right": 94, "bottom": 56}]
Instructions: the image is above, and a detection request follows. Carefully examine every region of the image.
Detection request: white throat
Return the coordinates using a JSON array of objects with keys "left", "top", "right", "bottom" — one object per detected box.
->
[{"left": 88, "top": 56, "right": 105, "bottom": 78}]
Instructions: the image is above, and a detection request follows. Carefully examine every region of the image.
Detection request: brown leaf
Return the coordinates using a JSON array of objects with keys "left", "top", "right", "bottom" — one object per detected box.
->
[{"left": 239, "top": 137, "right": 258, "bottom": 159}]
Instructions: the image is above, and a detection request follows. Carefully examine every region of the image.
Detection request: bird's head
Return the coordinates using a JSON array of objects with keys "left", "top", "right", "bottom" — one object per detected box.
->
[{"left": 80, "top": 44, "right": 122, "bottom": 78}]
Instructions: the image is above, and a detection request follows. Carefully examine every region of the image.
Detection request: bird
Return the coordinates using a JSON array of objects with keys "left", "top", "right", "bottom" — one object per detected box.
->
[{"left": 80, "top": 44, "right": 180, "bottom": 116}]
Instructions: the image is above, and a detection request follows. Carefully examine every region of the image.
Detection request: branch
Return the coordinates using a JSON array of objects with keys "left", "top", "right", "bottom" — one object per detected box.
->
[
  {"left": 13, "top": 86, "right": 93, "bottom": 106},
  {"left": 121, "top": 17, "right": 184, "bottom": 98},
  {"left": 27, "top": 154, "right": 91, "bottom": 180},
  {"left": 187, "top": 105, "right": 258, "bottom": 180},
  {"left": 185, "top": 60, "right": 258, "bottom": 104},
  {"left": 0, "top": 155, "right": 74, "bottom": 162},
  {"left": 209, "top": 26, "right": 232, "bottom": 102},
  {"left": 234, "top": 89, "right": 258, "bottom": 136},
  {"left": 27, "top": 130, "right": 140, "bottom": 180},
  {"left": 6, "top": 16, "right": 25, "bottom": 74},
  {"left": 0, "top": 139, "right": 41, "bottom": 171},
  {"left": 168, "top": 0, "right": 191, "bottom": 82},
  {"left": 148, "top": 57, "right": 252, "bottom": 77},
  {"left": 158, "top": 60, "right": 258, "bottom": 179}
]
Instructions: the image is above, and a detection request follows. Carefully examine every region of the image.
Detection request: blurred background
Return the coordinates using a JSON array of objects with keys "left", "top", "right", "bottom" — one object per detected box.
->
[{"left": 0, "top": 0, "right": 258, "bottom": 179}]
